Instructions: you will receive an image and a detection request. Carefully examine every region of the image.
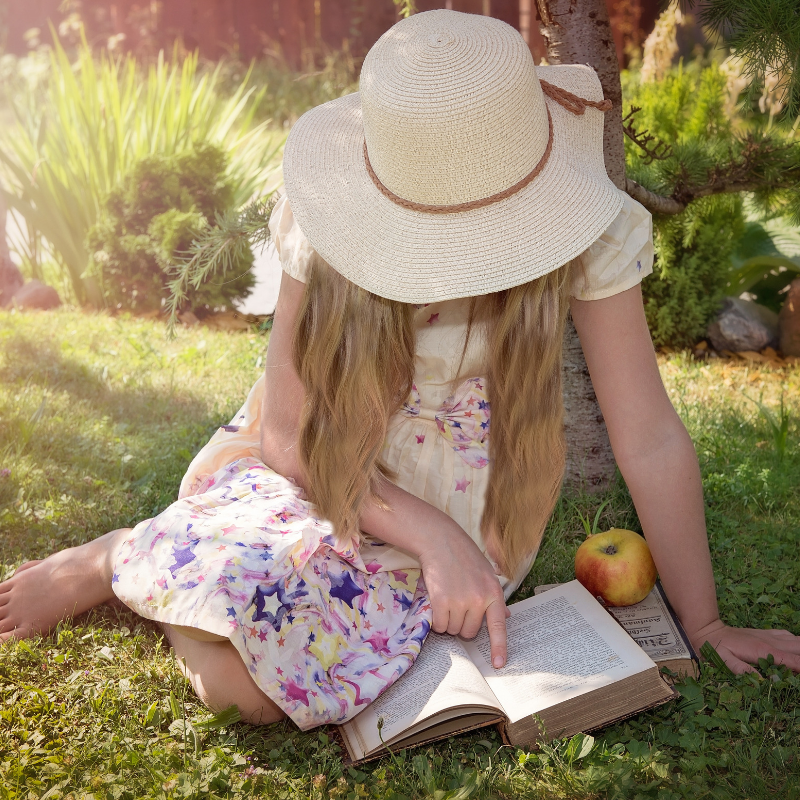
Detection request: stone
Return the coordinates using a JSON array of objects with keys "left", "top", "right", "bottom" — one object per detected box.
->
[
  {"left": 779, "top": 278, "right": 800, "bottom": 357},
  {"left": 12, "top": 280, "right": 62, "bottom": 310},
  {"left": 178, "top": 310, "right": 200, "bottom": 326},
  {"left": 707, "top": 297, "right": 779, "bottom": 353},
  {"left": 0, "top": 258, "right": 24, "bottom": 307}
]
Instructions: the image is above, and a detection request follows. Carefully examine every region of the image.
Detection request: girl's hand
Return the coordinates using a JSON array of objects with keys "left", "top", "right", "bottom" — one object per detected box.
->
[
  {"left": 417, "top": 522, "right": 510, "bottom": 669},
  {"left": 689, "top": 619, "right": 800, "bottom": 675},
  {"left": 359, "top": 476, "right": 509, "bottom": 666}
]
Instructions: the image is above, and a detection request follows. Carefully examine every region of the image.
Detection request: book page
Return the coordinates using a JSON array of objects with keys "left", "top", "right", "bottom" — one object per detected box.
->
[
  {"left": 535, "top": 582, "right": 693, "bottom": 662},
  {"left": 343, "top": 632, "right": 501, "bottom": 758},
  {"left": 461, "top": 580, "right": 655, "bottom": 724}
]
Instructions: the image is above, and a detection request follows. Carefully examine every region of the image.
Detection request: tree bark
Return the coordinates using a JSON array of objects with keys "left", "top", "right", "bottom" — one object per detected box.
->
[
  {"left": 536, "top": 0, "right": 626, "bottom": 189},
  {"left": 536, "top": 0, "right": 622, "bottom": 492},
  {"left": 625, "top": 177, "right": 685, "bottom": 215},
  {"left": 561, "top": 314, "right": 616, "bottom": 491}
]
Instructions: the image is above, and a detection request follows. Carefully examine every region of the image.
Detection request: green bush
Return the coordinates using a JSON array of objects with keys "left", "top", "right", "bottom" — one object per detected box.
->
[
  {"left": 0, "top": 34, "right": 282, "bottom": 306},
  {"left": 87, "top": 144, "right": 254, "bottom": 312},
  {"left": 622, "top": 63, "right": 748, "bottom": 347},
  {"left": 645, "top": 195, "right": 744, "bottom": 348}
]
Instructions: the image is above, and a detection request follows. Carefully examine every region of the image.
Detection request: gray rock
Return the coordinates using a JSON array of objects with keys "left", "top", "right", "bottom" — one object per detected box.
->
[
  {"left": 707, "top": 297, "right": 779, "bottom": 352},
  {"left": 0, "top": 258, "right": 24, "bottom": 308},
  {"left": 12, "top": 280, "right": 62, "bottom": 310}
]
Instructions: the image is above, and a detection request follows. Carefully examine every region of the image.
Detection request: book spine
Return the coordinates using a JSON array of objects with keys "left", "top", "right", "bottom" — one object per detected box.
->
[{"left": 654, "top": 580, "right": 700, "bottom": 666}]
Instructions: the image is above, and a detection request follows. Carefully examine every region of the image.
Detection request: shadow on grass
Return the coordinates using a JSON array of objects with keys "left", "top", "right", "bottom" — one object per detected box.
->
[
  {"left": 0, "top": 330, "right": 225, "bottom": 557},
  {"left": 0, "top": 330, "right": 209, "bottom": 427}
]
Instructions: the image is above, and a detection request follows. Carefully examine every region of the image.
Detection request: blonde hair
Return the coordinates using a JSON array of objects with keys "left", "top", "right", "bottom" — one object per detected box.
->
[
  {"left": 292, "top": 251, "right": 415, "bottom": 538},
  {"left": 292, "top": 253, "right": 573, "bottom": 574},
  {"left": 478, "top": 267, "right": 573, "bottom": 572}
]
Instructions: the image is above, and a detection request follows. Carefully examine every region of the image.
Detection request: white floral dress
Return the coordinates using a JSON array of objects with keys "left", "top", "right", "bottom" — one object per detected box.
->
[{"left": 112, "top": 193, "right": 653, "bottom": 730}]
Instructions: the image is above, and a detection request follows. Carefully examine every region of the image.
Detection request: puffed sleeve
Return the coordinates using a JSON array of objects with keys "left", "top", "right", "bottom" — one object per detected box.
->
[
  {"left": 268, "top": 193, "right": 315, "bottom": 283},
  {"left": 571, "top": 194, "right": 654, "bottom": 301}
]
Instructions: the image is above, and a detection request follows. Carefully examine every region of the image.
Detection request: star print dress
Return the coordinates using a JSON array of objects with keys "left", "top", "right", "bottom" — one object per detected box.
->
[{"left": 112, "top": 193, "right": 653, "bottom": 730}]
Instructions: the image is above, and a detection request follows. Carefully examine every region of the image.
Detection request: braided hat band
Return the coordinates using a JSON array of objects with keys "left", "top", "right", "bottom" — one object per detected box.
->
[{"left": 364, "top": 82, "right": 612, "bottom": 215}]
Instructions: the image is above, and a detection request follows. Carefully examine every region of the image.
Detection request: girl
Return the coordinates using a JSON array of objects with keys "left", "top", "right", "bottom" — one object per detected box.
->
[{"left": 1, "top": 10, "right": 798, "bottom": 730}]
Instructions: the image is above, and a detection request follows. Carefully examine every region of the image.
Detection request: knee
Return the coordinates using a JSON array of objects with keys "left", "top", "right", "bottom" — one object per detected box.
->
[
  {"left": 191, "top": 658, "right": 284, "bottom": 725},
  {"left": 103, "top": 528, "right": 133, "bottom": 575},
  {"left": 166, "top": 626, "right": 284, "bottom": 726}
]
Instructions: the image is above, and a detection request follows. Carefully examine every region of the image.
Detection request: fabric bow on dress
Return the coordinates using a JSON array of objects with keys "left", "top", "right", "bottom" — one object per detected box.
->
[{"left": 401, "top": 377, "right": 490, "bottom": 469}]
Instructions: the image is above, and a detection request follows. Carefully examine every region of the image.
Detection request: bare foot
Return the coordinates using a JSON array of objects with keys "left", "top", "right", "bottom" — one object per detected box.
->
[{"left": 0, "top": 529, "right": 130, "bottom": 641}]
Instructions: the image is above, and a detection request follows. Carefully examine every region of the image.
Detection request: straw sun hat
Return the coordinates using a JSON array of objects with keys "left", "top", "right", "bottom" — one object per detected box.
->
[{"left": 283, "top": 9, "right": 624, "bottom": 303}]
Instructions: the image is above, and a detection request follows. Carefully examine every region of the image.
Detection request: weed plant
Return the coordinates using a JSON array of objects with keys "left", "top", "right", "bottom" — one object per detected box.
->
[{"left": 0, "top": 313, "right": 799, "bottom": 798}]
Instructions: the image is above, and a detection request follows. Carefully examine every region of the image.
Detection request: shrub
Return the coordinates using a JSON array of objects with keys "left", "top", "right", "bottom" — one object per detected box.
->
[
  {"left": 645, "top": 195, "right": 745, "bottom": 348},
  {"left": 622, "top": 62, "right": 748, "bottom": 346},
  {"left": 0, "top": 34, "right": 282, "bottom": 306},
  {"left": 87, "top": 144, "right": 254, "bottom": 312}
]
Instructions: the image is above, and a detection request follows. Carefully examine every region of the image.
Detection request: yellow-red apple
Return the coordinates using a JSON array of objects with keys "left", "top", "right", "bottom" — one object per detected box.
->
[{"left": 574, "top": 528, "right": 657, "bottom": 607}]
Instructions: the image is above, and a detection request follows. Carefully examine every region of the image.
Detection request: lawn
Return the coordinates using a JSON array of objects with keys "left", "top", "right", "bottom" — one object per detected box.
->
[{"left": 0, "top": 309, "right": 798, "bottom": 799}]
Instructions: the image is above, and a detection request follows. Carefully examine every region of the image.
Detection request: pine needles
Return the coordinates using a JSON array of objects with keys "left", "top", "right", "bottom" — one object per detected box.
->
[
  {"left": 164, "top": 198, "right": 277, "bottom": 335},
  {"left": 695, "top": 0, "right": 800, "bottom": 120},
  {"left": 623, "top": 61, "right": 800, "bottom": 218}
]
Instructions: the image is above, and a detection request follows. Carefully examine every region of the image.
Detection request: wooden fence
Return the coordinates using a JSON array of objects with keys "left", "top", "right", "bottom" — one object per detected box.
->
[{"left": 2, "top": 1, "right": 660, "bottom": 67}]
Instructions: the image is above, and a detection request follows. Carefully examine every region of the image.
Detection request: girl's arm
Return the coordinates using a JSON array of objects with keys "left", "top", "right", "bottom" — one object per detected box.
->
[
  {"left": 571, "top": 285, "right": 800, "bottom": 674},
  {"left": 260, "top": 272, "right": 509, "bottom": 667}
]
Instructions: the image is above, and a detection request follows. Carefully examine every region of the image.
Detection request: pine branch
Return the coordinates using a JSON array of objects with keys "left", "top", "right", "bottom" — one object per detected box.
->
[
  {"left": 622, "top": 106, "right": 674, "bottom": 164},
  {"left": 164, "top": 197, "right": 276, "bottom": 335},
  {"left": 682, "top": 0, "right": 800, "bottom": 118},
  {"left": 672, "top": 136, "right": 798, "bottom": 205},
  {"left": 627, "top": 133, "right": 800, "bottom": 215},
  {"left": 625, "top": 179, "right": 686, "bottom": 215}
]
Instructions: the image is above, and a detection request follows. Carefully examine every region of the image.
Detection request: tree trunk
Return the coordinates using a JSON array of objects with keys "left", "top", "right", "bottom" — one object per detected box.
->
[
  {"left": 536, "top": 0, "right": 624, "bottom": 492},
  {"left": 536, "top": 0, "right": 626, "bottom": 189},
  {"left": 561, "top": 314, "right": 616, "bottom": 491}
]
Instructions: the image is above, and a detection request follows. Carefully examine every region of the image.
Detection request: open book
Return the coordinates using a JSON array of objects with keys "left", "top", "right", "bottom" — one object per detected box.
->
[
  {"left": 338, "top": 581, "right": 675, "bottom": 764},
  {"left": 535, "top": 580, "right": 699, "bottom": 680}
]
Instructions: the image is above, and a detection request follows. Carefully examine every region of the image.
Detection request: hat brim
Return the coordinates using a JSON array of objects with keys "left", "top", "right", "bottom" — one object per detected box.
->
[{"left": 283, "top": 65, "right": 624, "bottom": 303}]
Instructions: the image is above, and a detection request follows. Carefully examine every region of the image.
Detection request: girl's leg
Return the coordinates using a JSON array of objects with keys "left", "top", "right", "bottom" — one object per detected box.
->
[
  {"left": 0, "top": 528, "right": 130, "bottom": 641},
  {"left": 0, "top": 530, "right": 285, "bottom": 724},
  {"left": 164, "top": 624, "right": 285, "bottom": 725}
]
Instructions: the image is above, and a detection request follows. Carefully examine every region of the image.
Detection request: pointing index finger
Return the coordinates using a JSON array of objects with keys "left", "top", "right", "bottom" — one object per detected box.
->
[{"left": 485, "top": 598, "right": 508, "bottom": 669}]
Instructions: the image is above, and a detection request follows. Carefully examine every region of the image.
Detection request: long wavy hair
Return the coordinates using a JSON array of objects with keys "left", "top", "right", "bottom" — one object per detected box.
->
[{"left": 292, "top": 251, "right": 574, "bottom": 575}]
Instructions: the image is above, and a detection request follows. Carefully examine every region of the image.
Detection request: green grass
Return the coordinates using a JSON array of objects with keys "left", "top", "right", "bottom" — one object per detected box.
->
[{"left": 0, "top": 310, "right": 799, "bottom": 799}]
